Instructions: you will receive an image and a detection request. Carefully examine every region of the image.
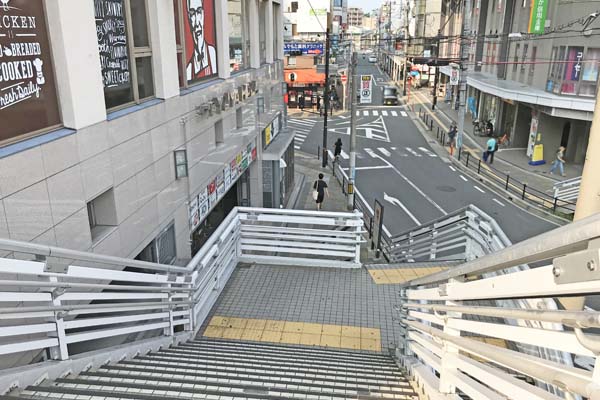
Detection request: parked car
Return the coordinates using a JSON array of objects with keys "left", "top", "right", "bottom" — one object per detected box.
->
[
  {"left": 368, "top": 56, "right": 377, "bottom": 63},
  {"left": 382, "top": 86, "right": 398, "bottom": 106}
]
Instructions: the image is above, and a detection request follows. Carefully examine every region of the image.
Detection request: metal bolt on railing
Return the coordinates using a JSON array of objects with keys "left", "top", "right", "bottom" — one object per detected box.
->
[{"left": 587, "top": 260, "right": 596, "bottom": 272}]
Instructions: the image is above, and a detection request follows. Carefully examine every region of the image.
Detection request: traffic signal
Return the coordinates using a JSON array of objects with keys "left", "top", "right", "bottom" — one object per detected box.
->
[{"left": 289, "top": 72, "right": 296, "bottom": 82}]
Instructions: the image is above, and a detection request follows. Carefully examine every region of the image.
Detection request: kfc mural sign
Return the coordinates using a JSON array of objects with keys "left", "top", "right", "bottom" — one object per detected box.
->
[
  {"left": 183, "top": 0, "right": 218, "bottom": 83},
  {"left": 0, "top": 0, "right": 60, "bottom": 143}
]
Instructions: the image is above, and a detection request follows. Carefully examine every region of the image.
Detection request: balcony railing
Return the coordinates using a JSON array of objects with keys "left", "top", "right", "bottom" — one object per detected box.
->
[
  {"left": 0, "top": 207, "right": 363, "bottom": 393},
  {"left": 398, "top": 212, "right": 600, "bottom": 400}
]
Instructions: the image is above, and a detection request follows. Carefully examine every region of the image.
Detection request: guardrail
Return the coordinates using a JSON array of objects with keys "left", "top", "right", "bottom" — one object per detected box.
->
[
  {"left": 0, "top": 207, "right": 363, "bottom": 391},
  {"left": 553, "top": 175, "right": 582, "bottom": 205},
  {"left": 417, "top": 107, "right": 578, "bottom": 216},
  {"left": 398, "top": 212, "right": 600, "bottom": 400}
]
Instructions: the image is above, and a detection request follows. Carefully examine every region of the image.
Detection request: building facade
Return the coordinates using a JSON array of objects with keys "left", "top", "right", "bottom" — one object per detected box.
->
[
  {"left": 347, "top": 7, "right": 363, "bottom": 27},
  {"left": 0, "top": 0, "right": 287, "bottom": 264}
]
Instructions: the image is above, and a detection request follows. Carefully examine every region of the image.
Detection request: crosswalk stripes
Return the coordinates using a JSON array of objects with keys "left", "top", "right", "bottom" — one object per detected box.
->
[
  {"left": 381, "top": 110, "right": 388, "bottom": 116},
  {"left": 340, "top": 150, "right": 349, "bottom": 159},
  {"left": 391, "top": 111, "right": 398, "bottom": 117},
  {"left": 357, "top": 146, "right": 438, "bottom": 160},
  {"left": 354, "top": 109, "right": 403, "bottom": 117},
  {"left": 377, "top": 147, "right": 391, "bottom": 156},
  {"left": 372, "top": 110, "right": 379, "bottom": 116},
  {"left": 404, "top": 147, "right": 421, "bottom": 157},
  {"left": 364, "top": 148, "right": 378, "bottom": 158},
  {"left": 400, "top": 111, "right": 408, "bottom": 117},
  {"left": 418, "top": 147, "right": 437, "bottom": 157}
]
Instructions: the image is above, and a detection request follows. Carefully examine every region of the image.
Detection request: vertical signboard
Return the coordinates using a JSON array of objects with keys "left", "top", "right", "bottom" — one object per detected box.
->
[
  {"left": 372, "top": 199, "right": 384, "bottom": 257},
  {"left": 360, "top": 75, "right": 372, "bottom": 104},
  {"left": 528, "top": 0, "right": 548, "bottom": 34},
  {"left": 0, "top": 0, "right": 61, "bottom": 143},
  {"left": 183, "top": 0, "right": 218, "bottom": 82}
]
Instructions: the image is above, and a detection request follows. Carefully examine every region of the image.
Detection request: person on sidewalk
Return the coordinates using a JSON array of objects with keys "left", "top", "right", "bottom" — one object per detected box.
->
[
  {"left": 334, "top": 138, "right": 343, "bottom": 160},
  {"left": 319, "top": 97, "right": 324, "bottom": 116},
  {"left": 549, "top": 146, "right": 567, "bottom": 177},
  {"left": 447, "top": 124, "right": 457, "bottom": 156},
  {"left": 298, "top": 95, "right": 304, "bottom": 111},
  {"left": 486, "top": 136, "right": 498, "bottom": 164},
  {"left": 313, "top": 173, "right": 329, "bottom": 211}
]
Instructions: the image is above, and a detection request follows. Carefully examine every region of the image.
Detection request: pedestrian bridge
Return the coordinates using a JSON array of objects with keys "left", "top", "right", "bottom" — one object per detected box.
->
[{"left": 1, "top": 207, "right": 600, "bottom": 399}]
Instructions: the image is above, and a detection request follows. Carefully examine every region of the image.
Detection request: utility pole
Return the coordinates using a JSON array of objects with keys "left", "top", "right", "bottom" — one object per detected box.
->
[
  {"left": 456, "top": 0, "right": 472, "bottom": 151},
  {"left": 402, "top": 2, "right": 409, "bottom": 96},
  {"left": 321, "top": 28, "right": 331, "bottom": 167},
  {"left": 432, "top": 30, "right": 441, "bottom": 110},
  {"left": 347, "top": 51, "right": 358, "bottom": 209}
]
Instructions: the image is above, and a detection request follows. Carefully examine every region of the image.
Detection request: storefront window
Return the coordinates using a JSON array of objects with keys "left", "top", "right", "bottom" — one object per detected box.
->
[
  {"left": 228, "top": 0, "right": 249, "bottom": 73},
  {"left": 174, "top": 0, "right": 219, "bottom": 86},
  {"left": 512, "top": 44, "right": 520, "bottom": 73},
  {"left": 580, "top": 48, "right": 600, "bottom": 97},
  {"left": 95, "top": 0, "right": 155, "bottom": 110},
  {"left": 0, "top": 0, "right": 61, "bottom": 143},
  {"left": 561, "top": 46, "right": 584, "bottom": 95}
]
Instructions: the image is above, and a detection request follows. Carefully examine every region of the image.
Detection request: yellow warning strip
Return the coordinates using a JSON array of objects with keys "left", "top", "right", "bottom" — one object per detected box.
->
[
  {"left": 204, "top": 316, "right": 382, "bottom": 352},
  {"left": 368, "top": 267, "right": 448, "bottom": 285}
]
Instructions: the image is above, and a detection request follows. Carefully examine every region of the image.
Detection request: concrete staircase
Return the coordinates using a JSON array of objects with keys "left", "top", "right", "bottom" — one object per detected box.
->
[{"left": 6, "top": 338, "right": 417, "bottom": 399}]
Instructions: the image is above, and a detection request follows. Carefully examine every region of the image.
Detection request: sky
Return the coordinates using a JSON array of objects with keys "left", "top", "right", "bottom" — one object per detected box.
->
[{"left": 347, "top": 0, "right": 380, "bottom": 14}]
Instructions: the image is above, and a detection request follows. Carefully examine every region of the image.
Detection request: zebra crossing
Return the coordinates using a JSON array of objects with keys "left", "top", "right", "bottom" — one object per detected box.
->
[
  {"left": 288, "top": 118, "right": 318, "bottom": 150},
  {"left": 336, "top": 146, "right": 438, "bottom": 160},
  {"left": 354, "top": 109, "right": 408, "bottom": 117}
]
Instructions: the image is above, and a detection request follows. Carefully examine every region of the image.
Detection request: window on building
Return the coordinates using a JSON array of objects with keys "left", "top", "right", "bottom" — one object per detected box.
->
[
  {"left": 291, "top": 1, "right": 298, "bottom": 12},
  {"left": 94, "top": 0, "right": 155, "bottom": 110},
  {"left": 561, "top": 46, "right": 584, "bottom": 95},
  {"left": 288, "top": 56, "right": 296, "bottom": 65},
  {"left": 228, "top": 0, "right": 250, "bottom": 73},
  {"left": 173, "top": 0, "right": 219, "bottom": 87},
  {"left": 529, "top": 46, "right": 537, "bottom": 76},
  {"left": 0, "top": 0, "right": 61, "bottom": 144},
  {"left": 580, "top": 48, "right": 600, "bottom": 97},
  {"left": 513, "top": 43, "right": 520, "bottom": 73},
  {"left": 273, "top": 3, "right": 280, "bottom": 59},
  {"left": 87, "top": 188, "right": 118, "bottom": 242},
  {"left": 521, "top": 44, "right": 528, "bottom": 72},
  {"left": 259, "top": 1, "right": 267, "bottom": 64}
]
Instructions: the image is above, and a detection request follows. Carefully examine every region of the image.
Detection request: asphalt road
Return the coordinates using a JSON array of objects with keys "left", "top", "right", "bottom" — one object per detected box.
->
[{"left": 290, "top": 57, "right": 558, "bottom": 243}]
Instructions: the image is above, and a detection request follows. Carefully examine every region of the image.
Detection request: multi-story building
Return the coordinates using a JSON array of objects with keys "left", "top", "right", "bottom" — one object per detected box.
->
[
  {"left": 362, "top": 15, "right": 378, "bottom": 31},
  {"left": 347, "top": 7, "right": 364, "bottom": 27},
  {"left": 0, "top": 0, "right": 289, "bottom": 264},
  {"left": 439, "top": 0, "right": 598, "bottom": 168}
]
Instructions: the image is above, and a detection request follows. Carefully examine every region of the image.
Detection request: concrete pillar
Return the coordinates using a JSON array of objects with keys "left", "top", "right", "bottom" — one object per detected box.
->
[
  {"left": 265, "top": 1, "right": 274, "bottom": 64},
  {"left": 45, "top": 0, "right": 106, "bottom": 129},
  {"left": 215, "top": 0, "right": 231, "bottom": 79},
  {"left": 575, "top": 90, "right": 600, "bottom": 220},
  {"left": 147, "top": 0, "right": 180, "bottom": 99},
  {"left": 248, "top": 0, "right": 261, "bottom": 68},
  {"left": 274, "top": 2, "right": 284, "bottom": 60}
]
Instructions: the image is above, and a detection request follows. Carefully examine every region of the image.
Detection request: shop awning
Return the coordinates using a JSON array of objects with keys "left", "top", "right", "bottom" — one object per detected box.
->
[{"left": 285, "top": 69, "right": 326, "bottom": 85}]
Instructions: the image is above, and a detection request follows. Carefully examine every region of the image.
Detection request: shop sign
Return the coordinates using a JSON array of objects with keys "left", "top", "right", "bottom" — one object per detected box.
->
[
  {"left": 198, "top": 188, "right": 209, "bottom": 221},
  {"left": 189, "top": 196, "right": 200, "bottom": 230},
  {"left": 526, "top": 112, "right": 539, "bottom": 157},
  {"left": 528, "top": 0, "right": 548, "bottom": 34},
  {"left": 183, "top": 0, "right": 218, "bottom": 83},
  {"left": 230, "top": 158, "right": 238, "bottom": 180},
  {"left": 449, "top": 67, "right": 459, "bottom": 85},
  {"left": 264, "top": 124, "right": 272, "bottom": 147},
  {"left": 0, "top": 0, "right": 61, "bottom": 143},
  {"left": 283, "top": 42, "right": 324, "bottom": 55},
  {"left": 224, "top": 164, "right": 231, "bottom": 190},
  {"left": 240, "top": 149, "right": 249, "bottom": 170},
  {"left": 216, "top": 172, "right": 225, "bottom": 198},
  {"left": 208, "top": 178, "right": 217, "bottom": 204}
]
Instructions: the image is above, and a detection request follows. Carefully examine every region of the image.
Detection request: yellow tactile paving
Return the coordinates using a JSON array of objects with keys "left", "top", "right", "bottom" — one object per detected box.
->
[
  {"left": 205, "top": 316, "right": 382, "bottom": 351},
  {"left": 367, "top": 266, "right": 449, "bottom": 284}
]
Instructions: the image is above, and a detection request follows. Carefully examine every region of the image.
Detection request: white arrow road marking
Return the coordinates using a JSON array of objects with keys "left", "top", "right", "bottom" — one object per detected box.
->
[
  {"left": 378, "top": 147, "right": 391, "bottom": 157},
  {"left": 384, "top": 192, "right": 421, "bottom": 225},
  {"left": 492, "top": 198, "right": 506, "bottom": 207},
  {"left": 418, "top": 147, "right": 437, "bottom": 157},
  {"left": 460, "top": 175, "right": 468, "bottom": 182},
  {"left": 405, "top": 147, "right": 421, "bottom": 157},
  {"left": 391, "top": 111, "right": 398, "bottom": 116},
  {"left": 400, "top": 111, "right": 408, "bottom": 117},
  {"left": 474, "top": 185, "right": 486, "bottom": 193},
  {"left": 340, "top": 150, "right": 349, "bottom": 159},
  {"left": 365, "top": 148, "right": 378, "bottom": 158}
]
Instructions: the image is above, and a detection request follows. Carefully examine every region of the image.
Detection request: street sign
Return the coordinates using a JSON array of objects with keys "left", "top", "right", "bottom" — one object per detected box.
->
[
  {"left": 449, "top": 67, "right": 459, "bottom": 86},
  {"left": 360, "top": 75, "right": 372, "bottom": 104}
]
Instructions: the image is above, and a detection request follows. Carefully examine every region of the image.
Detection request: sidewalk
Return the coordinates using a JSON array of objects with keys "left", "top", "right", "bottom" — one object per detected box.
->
[
  {"left": 408, "top": 89, "right": 578, "bottom": 197},
  {"left": 289, "top": 151, "right": 349, "bottom": 212}
]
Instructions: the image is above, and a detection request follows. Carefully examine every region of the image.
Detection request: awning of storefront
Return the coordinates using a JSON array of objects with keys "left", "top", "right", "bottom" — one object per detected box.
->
[
  {"left": 440, "top": 66, "right": 595, "bottom": 118},
  {"left": 285, "top": 69, "right": 326, "bottom": 85}
]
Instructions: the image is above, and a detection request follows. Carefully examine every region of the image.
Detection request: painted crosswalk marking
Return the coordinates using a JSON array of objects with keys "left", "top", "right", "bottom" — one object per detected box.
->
[
  {"left": 493, "top": 198, "right": 506, "bottom": 207},
  {"left": 372, "top": 110, "right": 379, "bottom": 116},
  {"left": 382, "top": 110, "right": 388, "bottom": 116},
  {"left": 391, "top": 111, "right": 398, "bottom": 117},
  {"left": 365, "top": 148, "right": 378, "bottom": 158},
  {"left": 400, "top": 111, "right": 408, "bottom": 117},
  {"left": 405, "top": 147, "right": 421, "bottom": 157},
  {"left": 460, "top": 175, "right": 468, "bottom": 182},
  {"left": 289, "top": 119, "right": 316, "bottom": 126},
  {"left": 340, "top": 150, "right": 349, "bottom": 159},
  {"left": 418, "top": 147, "right": 437, "bottom": 157},
  {"left": 295, "top": 136, "right": 305, "bottom": 142},
  {"left": 362, "top": 110, "right": 369, "bottom": 116},
  {"left": 294, "top": 145, "right": 301, "bottom": 149},
  {"left": 378, "top": 147, "right": 391, "bottom": 156}
]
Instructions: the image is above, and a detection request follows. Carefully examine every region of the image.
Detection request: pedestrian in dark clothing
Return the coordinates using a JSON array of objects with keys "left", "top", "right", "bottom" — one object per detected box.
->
[
  {"left": 298, "top": 95, "right": 304, "bottom": 111},
  {"left": 334, "top": 138, "right": 343, "bottom": 159},
  {"left": 447, "top": 124, "right": 457, "bottom": 156},
  {"left": 313, "top": 173, "right": 329, "bottom": 211}
]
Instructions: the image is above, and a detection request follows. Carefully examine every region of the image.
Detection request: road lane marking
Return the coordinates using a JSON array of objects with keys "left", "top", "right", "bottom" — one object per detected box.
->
[
  {"left": 378, "top": 147, "right": 391, "bottom": 156},
  {"left": 460, "top": 175, "right": 468, "bottom": 182},
  {"left": 288, "top": 119, "right": 315, "bottom": 126},
  {"left": 418, "top": 147, "right": 437, "bottom": 157},
  {"left": 449, "top": 166, "right": 456, "bottom": 172},
  {"left": 295, "top": 137, "right": 305, "bottom": 142},
  {"left": 356, "top": 111, "right": 360, "bottom": 116},
  {"left": 373, "top": 110, "right": 379, "bottom": 116},
  {"left": 400, "top": 111, "right": 408, "bottom": 117},
  {"left": 362, "top": 110, "right": 369, "bottom": 116},
  {"left": 294, "top": 145, "right": 301, "bottom": 149},
  {"left": 493, "top": 198, "right": 506, "bottom": 207},
  {"left": 384, "top": 192, "right": 421, "bottom": 225},
  {"left": 391, "top": 111, "right": 398, "bottom": 116},
  {"left": 340, "top": 150, "right": 349, "bottom": 159},
  {"left": 391, "top": 147, "right": 396, "bottom": 150},
  {"left": 365, "top": 148, "right": 378, "bottom": 158},
  {"left": 343, "top": 165, "right": 393, "bottom": 171},
  {"left": 474, "top": 185, "right": 485, "bottom": 193},
  {"left": 370, "top": 153, "right": 447, "bottom": 215},
  {"left": 354, "top": 190, "right": 392, "bottom": 237},
  {"left": 405, "top": 147, "right": 421, "bottom": 157},
  {"left": 382, "top": 110, "right": 388, "bottom": 116}
]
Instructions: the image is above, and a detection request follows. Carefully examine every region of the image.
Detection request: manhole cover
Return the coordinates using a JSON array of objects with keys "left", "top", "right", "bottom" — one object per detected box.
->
[{"left": 437, "top": 185, "right": 456, "bottom": 192}]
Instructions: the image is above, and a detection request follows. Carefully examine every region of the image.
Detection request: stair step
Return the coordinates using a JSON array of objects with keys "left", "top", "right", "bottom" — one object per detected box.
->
[
  {"left": 115, "top": 360, "right": 409, "bottom": 386},
  {"left": 52, "top": 377, "right": 413, "bottom": 399},
  {"left": 192, "top": 337, "right": 393, "bottom": 361},
  {"left": 95, "top": 365, "right": 413, "bottom": 394},
  {"left": 184, "top": 339, "right": 396, "bottom": 365},
  {"left": 139, "top": 352, "right": 403, "bottom": 380}
]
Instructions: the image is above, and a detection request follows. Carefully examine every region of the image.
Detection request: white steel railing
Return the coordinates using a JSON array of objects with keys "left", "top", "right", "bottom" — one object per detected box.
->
[
  {"left": 398, "top": 212, "right": 600, "bottom": 400},
  {"left": 553, "top": 176, "right": 582, "bottom": 207},
  {"left": 0, "top": 207, "right": 363, "bottom": 393}
]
